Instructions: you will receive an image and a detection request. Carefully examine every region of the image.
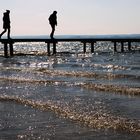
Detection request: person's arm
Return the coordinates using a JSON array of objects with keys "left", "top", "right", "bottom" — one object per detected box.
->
[{"left": 55, "top": 16, "right": 57, "bottom": 26}]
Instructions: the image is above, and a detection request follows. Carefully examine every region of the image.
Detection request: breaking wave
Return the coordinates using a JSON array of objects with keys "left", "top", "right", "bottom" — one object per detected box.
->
[
  {"left": 0, "top": 66, "right": 139, "bottom": 80},
  {"left": 0, "top": 75, "right": 140, "bottom": 96},
  {"left": 0, "top": 95, "right": 139, "bottom": 133}
]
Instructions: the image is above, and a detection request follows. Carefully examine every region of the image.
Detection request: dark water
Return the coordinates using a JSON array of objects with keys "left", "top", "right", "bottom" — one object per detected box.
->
[{"left": 0, "top": 40, "right": 140, "bottom": 139}]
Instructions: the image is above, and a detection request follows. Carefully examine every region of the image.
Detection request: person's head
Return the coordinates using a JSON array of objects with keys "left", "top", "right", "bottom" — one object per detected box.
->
[
  {"left": 6, "top": 10, "right": 10, "bottom": 14},
  {"left": 53, "top": 11, "right": 57, "bottom": 14}
]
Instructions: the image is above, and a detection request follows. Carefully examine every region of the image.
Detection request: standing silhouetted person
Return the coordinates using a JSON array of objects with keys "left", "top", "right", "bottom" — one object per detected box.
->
[
  {"left": 0, "top": 10, "right": 11, "bottom": 39},
  {"left": 48, "top": 11, "right": 57, "bottom": 39}
]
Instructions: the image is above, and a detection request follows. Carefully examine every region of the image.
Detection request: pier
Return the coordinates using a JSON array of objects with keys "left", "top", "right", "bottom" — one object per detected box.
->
[{"left": 0, "top": 37, "right": 140, "bottom": 57}]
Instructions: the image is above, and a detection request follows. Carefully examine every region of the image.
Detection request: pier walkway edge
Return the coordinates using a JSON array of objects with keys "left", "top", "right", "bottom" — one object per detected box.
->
[{"left": 0, "top": 37, "right": 140, "bottom": 57}]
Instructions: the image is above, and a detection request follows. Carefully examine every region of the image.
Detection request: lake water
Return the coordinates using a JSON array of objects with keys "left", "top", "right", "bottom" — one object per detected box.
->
[{"left": 0, "top": 38, "right": 140, "bottom": 139}]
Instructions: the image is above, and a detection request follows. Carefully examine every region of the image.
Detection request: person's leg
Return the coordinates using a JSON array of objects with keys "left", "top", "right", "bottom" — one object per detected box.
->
[
  {"left": 7, "top": 28, "right": 11, "bottom": 39},
  {"left": 50, "top": 25, "right": 55, "bottom": 39},
  {"left": 0, "top": 29, "right": 7, "bottom": 38}
]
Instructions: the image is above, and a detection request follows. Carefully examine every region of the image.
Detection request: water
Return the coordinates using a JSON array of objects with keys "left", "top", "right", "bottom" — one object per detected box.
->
[{"left": 0, "top": 37, "right": 140, "bottom": 139}]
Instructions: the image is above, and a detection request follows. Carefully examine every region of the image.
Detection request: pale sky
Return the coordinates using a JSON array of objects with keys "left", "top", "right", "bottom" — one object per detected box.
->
[{"left": 0, "top": 0, "right": 140, "bottom": 36}]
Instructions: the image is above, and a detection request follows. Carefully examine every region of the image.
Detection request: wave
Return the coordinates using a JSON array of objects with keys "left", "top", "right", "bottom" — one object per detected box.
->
[
  {"left": 0, "top": 95, "right": 139, "bottom": 133},
  {"left": 36, "top": 68, "right": 125, "bottom": 78},
  {"left": 0, "top": 76, "right": 65, "bottom": 85},
  {"left": 1, "top": 67, "right": 139, "bottom": 79},
  {"left": 37, "top": 68, "right": 140, "bottom": 79},
  {"left": 82, "top": 83, "right": 140, "bottom": 96},
  {"left": 0, "top": 76, "right": 140, "bottom": 96}
]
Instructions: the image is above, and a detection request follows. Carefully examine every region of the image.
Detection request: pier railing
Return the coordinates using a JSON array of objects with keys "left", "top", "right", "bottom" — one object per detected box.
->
[{"left": 0, "top": 37, "right": 140, "bottom": 57}]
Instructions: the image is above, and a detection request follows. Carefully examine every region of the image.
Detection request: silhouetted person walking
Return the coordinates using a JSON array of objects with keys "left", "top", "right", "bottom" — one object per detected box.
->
[
  {"left": 48, "top": 11, "right": 57, "bottom": 39},
  {"left": 0, "top": 10, "right": 11, "bottom": 39}
]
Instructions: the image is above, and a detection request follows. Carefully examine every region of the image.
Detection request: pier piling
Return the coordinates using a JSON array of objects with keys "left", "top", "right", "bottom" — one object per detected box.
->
[
  {"left": 9, "top": 43, "right": 14, "bottom": 56},
  {"left": 114, "top": 42, "right": 117, "bottom": 52},
  {"left": 53, "top": 42, "right": 57, "bottom": 54},
  {"left": 0, "top": 37, "right": 139, "bottom": 57},
  {"left": 91, "top": 42, "right": 95, "bottom": 53},
  {"left": 128, "top": 41, "right": 131, "bottom": 51},
  {"left": 4, "top": 43, "right": 8, "bottom": 58},
  {"left": 47, "top": 43, "right": 50, "bottom": 56},
  {"left": 83, "top": 42, "right": 86, "bottom": 53},
  {"left": 121, "top": 42, "right": 124, "bottom": 52}
]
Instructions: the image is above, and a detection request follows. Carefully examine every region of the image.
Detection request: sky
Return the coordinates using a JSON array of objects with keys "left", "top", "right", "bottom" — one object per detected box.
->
[{"left": 0, "top": 0, "right": 140, "bottom": 36}]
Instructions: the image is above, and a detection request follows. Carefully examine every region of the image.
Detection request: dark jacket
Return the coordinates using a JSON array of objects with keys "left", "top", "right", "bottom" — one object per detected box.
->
[
  {"left": 3, "top": 12, "right": 10, "bottom": 29},
  {"left": 49, "top": 13, "right": 57, "bottom": 26}
]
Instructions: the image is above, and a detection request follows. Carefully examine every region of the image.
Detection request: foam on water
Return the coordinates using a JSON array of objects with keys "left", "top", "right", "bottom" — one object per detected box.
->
[
  {"left": 0, "top": 95, "right": 140, "bottom": 133},
  {"left": 0, "top": 75, "right": 140, "bottom": 96}
]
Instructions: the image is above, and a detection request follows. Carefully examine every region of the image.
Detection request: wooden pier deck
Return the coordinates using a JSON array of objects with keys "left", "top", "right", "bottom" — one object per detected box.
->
[{"left": 0, "top": 37, "right": 140, "bottom": 57}]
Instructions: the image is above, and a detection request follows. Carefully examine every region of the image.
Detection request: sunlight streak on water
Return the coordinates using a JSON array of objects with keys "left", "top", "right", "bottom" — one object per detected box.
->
[{"left": 0, "top": 41, "right": 140, "bottom": 139}]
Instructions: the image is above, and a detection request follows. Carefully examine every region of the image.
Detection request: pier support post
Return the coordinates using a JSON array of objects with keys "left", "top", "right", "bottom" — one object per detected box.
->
[
  {"left": 45, "top": 40, "right": 57, "bottom": 55},
  {"left": 53, "top": 42, "right": 56, "bottom": 54},
  {"left": 47, "top": 43, "right": 50, "bottom": 56},
  {"left": 121, "top": 42, "right": 124, "bottom": 52},
  {"left": 9, "top": 43, "right": 14, "bottom": 56},
  {"left": 91, "top": 42, "right": 95, "bottom": 53},
  {"left": 128, "top": 41, "right": 131, "bottom": 51},
  {"left": 4, "top": 43, "right": 8, "bottom": 58},
  {"left": 83, "top": 42, "right": 86, "bottom": 53},
  {"left": 114, "top": 42, "right": 117, "bottom": 52}
]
